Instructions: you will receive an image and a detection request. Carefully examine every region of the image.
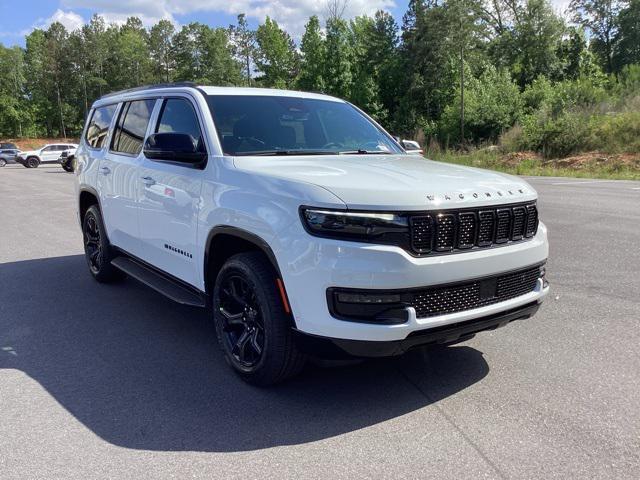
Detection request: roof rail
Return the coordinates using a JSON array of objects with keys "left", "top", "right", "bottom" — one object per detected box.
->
[{"left": 99, "top": 82, "right": 199, "bottom": 100}]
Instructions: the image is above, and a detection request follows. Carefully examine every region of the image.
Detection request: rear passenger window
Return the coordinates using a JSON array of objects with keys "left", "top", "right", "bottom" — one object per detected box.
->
[
  {"left": 156, "top": 98, "right": 204, "bottom": 151},
  {"left": 111, "top": 99, "right": 155, "bottom": 155},
  {"left": 85, "top": 104, "right": 116, "bottom": 149}
]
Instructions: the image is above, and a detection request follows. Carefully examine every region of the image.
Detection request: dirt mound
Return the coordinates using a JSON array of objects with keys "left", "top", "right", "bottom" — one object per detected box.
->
[
  {"left": 501, "top": 151, "right": 543, "bottom": 166},
  {"left": 1, "top": 138, "right": 80, "bottom": 151},
  {"left": 551, "top": 152, "right": 640, "bottom": 169}
]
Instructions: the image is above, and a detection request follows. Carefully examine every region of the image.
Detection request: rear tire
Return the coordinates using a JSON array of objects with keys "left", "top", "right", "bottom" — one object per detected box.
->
[
  {"left": 0, "top": 159, "right": 6, "bottom": 167},
  {"left": 213, "top": 252, "right": 306, "bottom": 386},
  {"left": 27, "top": 157, "right": 39, "bottom": 168},
  {"left": 82, "top": 205, "right": 124, "bottom": 283}
]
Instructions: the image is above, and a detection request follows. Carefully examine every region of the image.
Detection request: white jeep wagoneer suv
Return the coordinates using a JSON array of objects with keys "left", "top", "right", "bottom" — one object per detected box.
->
[{"left": 75, "top": 83, "right": 549, "bottom": 385}]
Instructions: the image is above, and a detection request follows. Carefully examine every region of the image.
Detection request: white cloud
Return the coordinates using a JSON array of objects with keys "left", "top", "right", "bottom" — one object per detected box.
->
[
  {"left": 62, "top": 0, "right": 395, "bottom": 38},
  {"left": 29, "top": 9, "right": 85, "bottom": 33}
]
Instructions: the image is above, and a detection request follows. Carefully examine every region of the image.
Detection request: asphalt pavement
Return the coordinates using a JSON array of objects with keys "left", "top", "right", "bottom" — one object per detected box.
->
[{"left": 1, "top": 164, "right": 639, "bottom": 479}]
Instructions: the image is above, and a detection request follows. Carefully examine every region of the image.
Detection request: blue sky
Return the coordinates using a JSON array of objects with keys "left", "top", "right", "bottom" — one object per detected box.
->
[{"left": 0, "top": 0, "right": 413, "bottom": 47}]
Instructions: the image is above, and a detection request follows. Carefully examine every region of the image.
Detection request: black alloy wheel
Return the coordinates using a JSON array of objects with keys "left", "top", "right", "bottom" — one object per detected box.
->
[
  {"left": 213, "top": 252, "right": 306, "bottom": 385},
  {"left": 84, "top": 212, "right": 102, "bottom": 275},
  {"left": 218, "top": 274, "right": 265, "bottom": 368},
  {"left": 27, "top": 157, "right": 39, "bottom": 168},
  {"left": 82, "top": 205, "right": 123, "bottom": 282}
]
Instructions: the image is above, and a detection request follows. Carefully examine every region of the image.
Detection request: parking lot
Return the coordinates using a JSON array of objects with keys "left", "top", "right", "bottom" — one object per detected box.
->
[{"left": 1, "top": 164, "right": 639, "bottom": 479}]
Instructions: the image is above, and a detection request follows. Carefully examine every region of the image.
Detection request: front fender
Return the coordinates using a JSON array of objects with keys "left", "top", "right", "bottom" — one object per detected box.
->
[{"left": 196, "top": 157, "right": 345, "bottom": 291}]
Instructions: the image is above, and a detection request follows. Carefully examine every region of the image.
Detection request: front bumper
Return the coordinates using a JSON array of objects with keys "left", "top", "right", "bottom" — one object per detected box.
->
[
  {"left": 294, "top": 300, "right": 541, "bottom": 358},
  {"left": 278, "top": 222, "right": 549, "bottom": 342}
]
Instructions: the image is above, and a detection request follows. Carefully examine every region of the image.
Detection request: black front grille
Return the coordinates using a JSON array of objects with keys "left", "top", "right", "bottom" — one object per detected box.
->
[
  {"left": 435, "top": 214, "right": 455, "bottom": 251},
  {"left": 409, "top": 202, "right": 538, "bottom": 255},
  {"left": 410, "top": 215, "right": 434, "bottom": 254},
  {"left": 411, "top": 265, "right": 541, "bottom": 318}
]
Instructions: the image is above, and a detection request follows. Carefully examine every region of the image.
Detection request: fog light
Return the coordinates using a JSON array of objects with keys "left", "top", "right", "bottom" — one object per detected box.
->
[{"left": 329, "top": 289, "right": 408, "bottom": 324}]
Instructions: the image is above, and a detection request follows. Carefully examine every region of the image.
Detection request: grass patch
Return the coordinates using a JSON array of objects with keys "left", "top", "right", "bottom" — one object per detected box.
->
[{"left": 427, "top": 149, "right": 640, "bottom": 180}]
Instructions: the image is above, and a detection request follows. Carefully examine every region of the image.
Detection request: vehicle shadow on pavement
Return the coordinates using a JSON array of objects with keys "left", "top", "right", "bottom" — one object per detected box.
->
[{"left": 0, "top": 255, "right": 489, "bottom": 452}]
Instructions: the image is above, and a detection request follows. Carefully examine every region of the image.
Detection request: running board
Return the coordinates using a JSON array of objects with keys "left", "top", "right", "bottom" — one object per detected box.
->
[{"left": 111, "top": 256, "right": 206, "bottom": 308}]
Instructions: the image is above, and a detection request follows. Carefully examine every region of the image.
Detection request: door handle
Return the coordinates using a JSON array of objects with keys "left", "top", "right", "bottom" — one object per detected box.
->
[
  {"left": 141, "top": 176, "right": 156, "bottom": 186},
  {"left": 99, "top": 166, "right": 111, "bottom": 175}
]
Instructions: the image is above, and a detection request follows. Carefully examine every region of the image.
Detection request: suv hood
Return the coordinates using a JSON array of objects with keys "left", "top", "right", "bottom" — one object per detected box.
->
[{"left": 233, "top": 154, "right": 536, "bottom": 210}]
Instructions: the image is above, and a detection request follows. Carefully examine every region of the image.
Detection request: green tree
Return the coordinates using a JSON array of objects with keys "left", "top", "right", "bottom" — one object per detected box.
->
[
  {"left": 200, "top": 27, "right": 243, "bottom": 85},
  {"left": 502, "top": 0, "right": 566, "bottom": 88},
  {"left": 149, "top": 20, "right": 176, "bottom": 82},
  {"left": 324, "top": 17, "right": 353, "bottom": 98},
  {"left": 0, "top": 46, "right": 28, "bottom": 136},
  {"left": 397, "top": 0, "right": 457, "bottom": 133},
  {"left": 174, "top": 23, "right": 242, "bottom": 85},
  {"left": 349, "top": 16, "right": 382, "bottom": 116},
  {"left": 254, "top": 17, "right": 299, "bottom": 88},
  {"left": 614, "top": 0, "right": 640, "bottom": 69},
  {"left": 440, "top": 65, "right": 523, "bottom": 143},
  {"left": 111, "top": 17, "right": 152, "bottom": 89},
  {"left": 82, "top": 15, "right": 109, "bottom": 98},
  {"left": 569, "top": 0, "right": 626, "bottom": 73},
  {"left": 297, "top": 16, "right": 326, "bottom": 92},
  {"left": 25, "top": 24, "right": 73, "bottom": 137},
  {"left": 348, "top": 12, "right": 400, "bottom": 122},
  {"left": 229, "top": 14, "right": 255, "bottom": 86}
]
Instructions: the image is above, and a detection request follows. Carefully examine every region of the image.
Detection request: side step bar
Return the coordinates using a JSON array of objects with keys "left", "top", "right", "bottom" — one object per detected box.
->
[{"left": 111, "top": 256, "right": 207, "bottom": 308}]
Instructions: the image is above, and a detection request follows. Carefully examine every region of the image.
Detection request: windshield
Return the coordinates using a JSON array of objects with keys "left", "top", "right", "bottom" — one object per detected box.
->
[{"left": 206, "top": 95, "right": 403, "bottom": 156}]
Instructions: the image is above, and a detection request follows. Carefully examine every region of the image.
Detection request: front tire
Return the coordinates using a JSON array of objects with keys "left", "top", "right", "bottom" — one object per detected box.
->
[
  {"left": 0, "top": 159, "right": 6, "bottom": 167},
  {"left": 213, "top": 252, "right": 306, "bottom": 386},
  {"left": 62, "top": 162, "right": 73, "bottom": 172},
  {"left": 82, "top": 205, "right": 124, "bottom": 283},
  {"left": 27, "top": 157, "right": 39, "bottom": 168}
]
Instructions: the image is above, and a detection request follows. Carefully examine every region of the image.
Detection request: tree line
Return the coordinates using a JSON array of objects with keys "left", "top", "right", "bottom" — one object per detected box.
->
[{"left": 0, "top": 0, "right": 639, "bottom": 151}]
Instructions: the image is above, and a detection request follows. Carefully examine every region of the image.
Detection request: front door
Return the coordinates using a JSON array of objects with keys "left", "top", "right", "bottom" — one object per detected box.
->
[
  {"left": 97, "top": 98, "right": 157, "bottom": 257},
  {"left": 137, "top": 96, "right": 206, "bottom": 286},
  {"left": 40, "top": 145, "right": 62, "bottom": 163}
]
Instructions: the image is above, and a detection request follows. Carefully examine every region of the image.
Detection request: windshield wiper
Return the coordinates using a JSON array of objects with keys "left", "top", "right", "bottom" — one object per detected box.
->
[
  {"left": 338, "top": 149, "right": 392, "bottom": 155},
  {"left": 234, "top": 149, "right": 337, "bottom": 156}
]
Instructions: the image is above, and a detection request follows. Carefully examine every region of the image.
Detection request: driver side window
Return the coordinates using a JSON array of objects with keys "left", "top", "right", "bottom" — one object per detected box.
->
[{"left": 156, "top": 98, "right": 205, "bottom": 152}]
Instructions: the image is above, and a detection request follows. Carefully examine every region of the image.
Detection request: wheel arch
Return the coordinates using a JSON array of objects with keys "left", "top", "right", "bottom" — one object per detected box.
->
[
  {"left": 204, "top": 226, "right": 295, "bottom": 326},
  {"left": 78, "top": 186, "right": 101, "bottom": 227}
]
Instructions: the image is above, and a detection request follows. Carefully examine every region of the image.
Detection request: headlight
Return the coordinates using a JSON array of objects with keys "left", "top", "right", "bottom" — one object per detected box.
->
[{"left": 300, "top": 207, "right": 410, "bottom": 246}]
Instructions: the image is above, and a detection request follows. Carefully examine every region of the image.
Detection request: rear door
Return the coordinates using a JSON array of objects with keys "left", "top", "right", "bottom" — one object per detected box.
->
[
  {"left": 98, "top": 98, "right": 157, "bottom": 257},
  {"left": 137, "top": 96, "right": 206, "bottom": 285}
]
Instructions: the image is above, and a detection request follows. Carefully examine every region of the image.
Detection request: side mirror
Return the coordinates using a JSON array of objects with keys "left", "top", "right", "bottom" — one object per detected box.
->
[
  {"left": 143, "top": 133, "right": 206, "bottom": 165},
  {"left": 401, "top": 139, "right": 424, "bottom": 155}
]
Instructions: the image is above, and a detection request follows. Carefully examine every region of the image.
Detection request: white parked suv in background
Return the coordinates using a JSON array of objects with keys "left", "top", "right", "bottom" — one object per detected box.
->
[
  {"left": 75, "top": 83, "right": 549, "bottom": 385},
  {"left": 17, "top": 142, "right": 79, "bottom": 168}
]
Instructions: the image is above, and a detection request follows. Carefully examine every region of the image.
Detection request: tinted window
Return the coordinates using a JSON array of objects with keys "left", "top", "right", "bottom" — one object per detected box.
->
[
  {"left": 156, "top": 98, "right": 204, "bottom": 150},
  {"left": 0, "top": 143, "right": 17, "bottom": 149},
  {"left": 85, "top": 104, "right": 116, "bottom": 149},
  {"left": 206, "top": 95, "right": 402, "bottom": 156},
  {"left": 112, "top": 99, "right": 155, "bottom": 155}
]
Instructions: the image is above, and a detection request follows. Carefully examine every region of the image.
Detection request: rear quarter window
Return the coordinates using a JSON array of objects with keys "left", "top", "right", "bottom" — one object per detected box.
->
[
  {"left": 111, "top": 99, "right": 156, "bottom": 155},
  {"left": 85, "top": 105, "right": 117, "bottom": 149}
]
